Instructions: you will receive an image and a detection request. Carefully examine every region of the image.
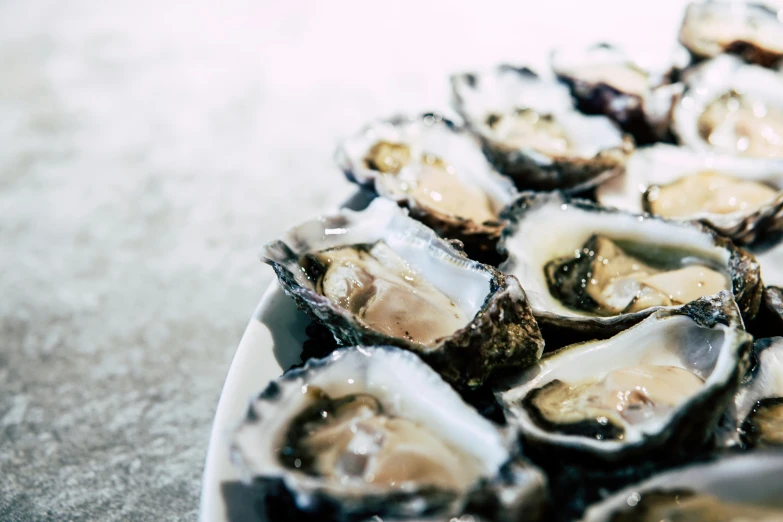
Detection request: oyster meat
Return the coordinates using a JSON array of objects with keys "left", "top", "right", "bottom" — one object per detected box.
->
[
  {"left": 335, "top": 114, "right": 517, "bottom": 264},
  {"left": 597, "top": 144, "right": 783, "bottom": 244},
  {"left": 754, "top": 234, "right": 783, "bottom": 331},
  {"left": 499, "top": 191, "right": 762, "bottom": 336},
  {"left": 551, "top": 43, "right": 682, "bottom": 144},
  {"left": 679, "top": 0, "right": 783, "bottom": 67},
  {"left": 264, "top": 197, "right": 544, "bottom": 389},
  {"left": 672, "top": 55, "right": 783, "bottom": 164},
  {"left": 231, "top": 346, "right": 548, "bottom": 522},
  {"left": 580, "top": 452, "right": 783, "bottom": 521},
  {"left": 451, "top": 65, "right": 633, "bottom": 191},
  {"left": 500, "top": 293, "right": 752, "bottom": 463}
]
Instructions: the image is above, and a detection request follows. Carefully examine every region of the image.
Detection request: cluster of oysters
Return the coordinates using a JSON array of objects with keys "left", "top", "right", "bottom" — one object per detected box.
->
[{"left": 227, "top": 2, "right": 783, "bottom": 521}]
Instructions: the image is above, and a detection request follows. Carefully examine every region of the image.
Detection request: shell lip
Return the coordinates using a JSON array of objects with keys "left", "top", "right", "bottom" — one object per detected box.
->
[
  {"left": 499, "top": 292, "right": 752, "bottom": 463},
  {"left": 578, "top": 450, "right": 783, "bottom": 522}
]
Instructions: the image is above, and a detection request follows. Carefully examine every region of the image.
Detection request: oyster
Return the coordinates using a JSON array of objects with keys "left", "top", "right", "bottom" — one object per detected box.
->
[
  {"left": 263, "top": 198, "right": 544, "bottom": 389},
  {"left": 597, "top": 144, "right": 783, "bottom": 244},
  {"left": 580, "top": 452, "right": 783, "bottom": 521},
  {"left": 679, "top": 0, "right": 783, "bottom": 67},
  {"left": 672, "top": 55, "right": 783, "bottom": 162},
  {"left": 231, "top": 346, "right": 548, "bottom": 522},
  {"left": 499, "top": 293, "right": 752, "bottom": 463},
  {"left": 551, "top": 43, "right": 682, "bottom": 144},
  {"left": 499, "top": 191, "right": 762, "bottom": 336},
  {"left": 335, "top": 114, "right": 518, "bottom": 264},
  {"left": 451, "top": 65, "right": 633, "bottom": 192}
]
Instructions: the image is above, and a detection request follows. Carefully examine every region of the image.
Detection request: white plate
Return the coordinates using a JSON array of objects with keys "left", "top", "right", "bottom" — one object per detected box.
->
[{"left": 199, "top": 283, "right": 309, "bottom": 522}]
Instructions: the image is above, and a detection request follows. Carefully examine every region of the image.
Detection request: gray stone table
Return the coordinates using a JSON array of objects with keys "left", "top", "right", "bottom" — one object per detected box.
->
[{"left": 0, "top": 1, "right": 683, "bottom": 520}]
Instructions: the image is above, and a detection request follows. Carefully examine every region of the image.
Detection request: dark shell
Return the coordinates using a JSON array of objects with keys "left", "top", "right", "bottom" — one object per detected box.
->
[{"left": 263, "top": 201, "right": 544, "bottom": 390}]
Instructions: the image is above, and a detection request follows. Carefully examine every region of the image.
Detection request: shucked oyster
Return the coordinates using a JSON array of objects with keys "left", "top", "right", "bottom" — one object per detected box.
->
[
  {"left": 551, "top": 43, "right": 683, "bottom": 144},
  {"left": 672, "top": 55, "right": 783, "bottom": 163},
  {"left": 263, "top": 198, "right": 544, "bottom": 389},
  {"left": 335, "top": 114, "right": 518, "bottom": 264},
  {"left": 499, "top": 191, "right": 762, "bottom": 337},
  {"left": 580, "top": 452, "right": 783, "bottom": 522},
  {"left": 231, "top": 346, "right": 548, "bottom": 522},
  {"left": 500, "top": 293, "right": 752, "bottom": 463},
  {"left": 680, "top": 0, "right": 783, "bottom": 68},
  {"left": 597, "top": 144, "right": 783, "bottom": 244},
  {"left": 451, "top": 65, "right": 633, "bottom": 192}
]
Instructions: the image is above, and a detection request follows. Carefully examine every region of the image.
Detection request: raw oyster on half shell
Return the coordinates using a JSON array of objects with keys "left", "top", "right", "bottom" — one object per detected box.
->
[
  {"left": 498, "top": 191, "right": 761, "bottom": 337},
  {"left": 679, "top": 0, "right": 783, "bottom": 67},
  {"left": 335, "top": 114, "right": 518, "bottom": 264},
  {"left": 231, "top": 346, "right": 548, "bottom": 522},
  {"left": 499, "top": 293, "right": 751, "bottom": 463},
  {"left": 451, "top": 65, "right": 633, "bottom": 191},
  {"left": 597, "top": 144, "right": 783, "bottom": 244},
  {"left": 264, "top": 198, "right": 544, "bottom": 389},
  {"left": 551, "top": 43, "right": 683, "bottom": 144}
]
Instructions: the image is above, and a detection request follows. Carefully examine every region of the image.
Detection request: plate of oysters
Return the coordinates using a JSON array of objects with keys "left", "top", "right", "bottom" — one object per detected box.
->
[{"left": 200, "top": 2, "right": 783, "bottom": 521}]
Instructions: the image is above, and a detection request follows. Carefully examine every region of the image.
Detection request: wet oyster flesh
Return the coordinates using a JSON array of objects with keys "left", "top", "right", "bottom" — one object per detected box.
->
[
  {"left": 280, "top": 386, "right": 484, "bottom": 492},
  {"left": 524, "top": 365, "right": 704, "bottom": 441},
  {"left": 364, "top": 141, "right": 496, "bottom": 223},
  {"left": 544, "top": 235, "right": 729, "bottom": 316},
  {"left": 301, "top": 241, "right": 471, "bottom": 346},
  {"left": 485, "top": 108, "right": 573, "bottom": 157},
  {"left": 698, "top": 91, "right": 783, "bottom": 158},
  {"left": 606, "top": 489, "right": 783, "bottom": 522},
  {"left": 645, "top": 171, "right": 779, "bottom": 218}
]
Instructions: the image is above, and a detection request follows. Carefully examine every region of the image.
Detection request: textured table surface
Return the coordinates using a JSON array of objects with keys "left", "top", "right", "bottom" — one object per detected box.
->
[{"left": 0, "top": 2, "right": 684, "bottom": 520}]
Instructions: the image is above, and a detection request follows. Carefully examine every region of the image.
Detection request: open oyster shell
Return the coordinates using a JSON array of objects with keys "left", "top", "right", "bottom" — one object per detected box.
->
[
  {"left": 335, "top": 114, "right": 518, "bottom": 265},
  {"left": 672, "top": 55, "right": 783, "bottom": 163},
  {"left": 451, "top": 65, "right": 633, "bottom": 192},
  {"left": 597, "top": 144, "right": 783, "bottom": 244},
  {"left": 679, "top": 0, "right": 783, "bottom": 68},
  {"left": 231, "top": 346, "right": 548, "bottom": 522},
  {"left": 499, "top": 293, "right": 752, "bottom": 464},
  {"left": 580, "top": 451, "right": 783, "bottom": 521},
  {"left": 263, "top": 198, "right": 544, "bottom": 390},
  {"left": 551, "top": 43, "right": 682, "bottom": 144},
  {"left": 498, "top": 191, "right": 762, "bottom": 337},
  {"left": 719, "top": 337, "right": 783, "bottom": 448}
]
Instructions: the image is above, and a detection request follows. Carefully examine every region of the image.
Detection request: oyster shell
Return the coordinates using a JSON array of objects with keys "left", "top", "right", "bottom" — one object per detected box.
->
[
  {"left": 724, "top": 337, "right": 783, "bottom": 448},
  {"left": 672, "top": 55, "right": 783, "bottom": 162},
  {"left": 263, "top": 198, "right": 544, "bottom": 389},
  {"left": 499, "top": 293, "right": 752, "bottom": 464},
  {"left": 551, "top": 43, "right": 682, "bottom": 144},
  {"left": 679, "top": 0, "right": 783, "bottom": 68},
  {"left": 231, "top": 346, "right": 548, "bottom": 522},
  {"left": 451, "top": 65, "right": 633, "bottom": 192},
  {"left": 580, "top": 451, "right": 783, "bottom": 521},
  {"left": 498, "top": 191, "right": 762, "bottom": 337},
  {"left": 335, "top": 114, "right": 518, "bottom": 265},
  {"left": 597, "top": 144, "right": 783, "bottom": 244},
  {"left": 754, "top": 234, "right": 783, "bottom": 331}
]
